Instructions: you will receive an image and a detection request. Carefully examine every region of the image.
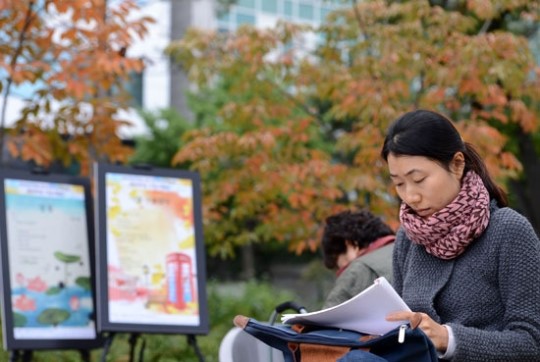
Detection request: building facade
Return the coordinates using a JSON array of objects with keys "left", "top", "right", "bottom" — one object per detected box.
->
[
  {"left": 1, "top": 0, "right": 341, "bottom": 138},
  {"left": 127, "top": 0, "right": 341, "bottom": 136}
]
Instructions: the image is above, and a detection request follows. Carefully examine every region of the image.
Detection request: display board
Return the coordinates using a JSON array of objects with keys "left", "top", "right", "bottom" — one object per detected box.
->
[
  {"left": 0, "top": 169, "right": 102, "bottom": 351},
  {"left": 94, "top": 163, "right": 209, "bottom": 335}
]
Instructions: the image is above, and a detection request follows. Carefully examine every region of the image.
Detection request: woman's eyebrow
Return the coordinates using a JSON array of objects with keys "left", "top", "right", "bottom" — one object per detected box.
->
[{"left": 389, "top": 169, "right": 421, "bottom": 178}]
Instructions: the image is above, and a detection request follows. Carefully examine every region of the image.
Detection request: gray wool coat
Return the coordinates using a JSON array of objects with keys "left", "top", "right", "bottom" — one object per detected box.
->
[{"left": 393, "top": 202, "right": 540, "bottom": 361}]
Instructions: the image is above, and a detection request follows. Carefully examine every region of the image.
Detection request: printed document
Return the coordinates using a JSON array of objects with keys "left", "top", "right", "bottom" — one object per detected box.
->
[{"left": 281, "top": 277, "right": 410, "bottom": 335}]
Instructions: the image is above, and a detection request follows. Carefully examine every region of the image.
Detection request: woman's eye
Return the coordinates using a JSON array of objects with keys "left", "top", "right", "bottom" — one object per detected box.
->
[{"left": 413, "top": 178, "right": 425, "bottom": 184}]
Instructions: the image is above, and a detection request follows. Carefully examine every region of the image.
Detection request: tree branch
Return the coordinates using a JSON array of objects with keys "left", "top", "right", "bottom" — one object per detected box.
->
[
  {"left": 478, "top": 19, "right": 493, "bottom": 35},
  {"left": 261, "top": 73, "right": 325, "bottom": 125},
  {"left": 351, "top": 0, "right": 368, "bottom": 39},
  {"left": 0, "top": 1, "right": 37, "bottom": 165}
]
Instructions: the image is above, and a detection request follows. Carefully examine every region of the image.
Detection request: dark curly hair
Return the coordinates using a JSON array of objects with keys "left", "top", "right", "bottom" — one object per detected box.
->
[{"left": 321, "top": 209, "right": 394, "bottom": 269}]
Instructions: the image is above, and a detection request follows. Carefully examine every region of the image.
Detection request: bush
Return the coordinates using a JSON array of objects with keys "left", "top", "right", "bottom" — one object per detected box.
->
[{"left": 0, "top": 280, "right": 295, "bottom": 362}]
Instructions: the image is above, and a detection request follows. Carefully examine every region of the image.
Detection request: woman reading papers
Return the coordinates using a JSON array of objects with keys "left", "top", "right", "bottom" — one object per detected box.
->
[{"left": 381, "top": 110, "right": 540, "bottom": 361}]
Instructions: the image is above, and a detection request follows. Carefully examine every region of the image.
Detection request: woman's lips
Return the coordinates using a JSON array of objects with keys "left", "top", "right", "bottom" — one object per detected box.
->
[{"left": 415, "top": 208, "right": 431, "bottom": 217}]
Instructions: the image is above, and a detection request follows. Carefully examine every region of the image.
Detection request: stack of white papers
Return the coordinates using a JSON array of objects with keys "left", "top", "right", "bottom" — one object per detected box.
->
[{"left": 281, "top": 277, "right": 410, "bottom": 335}]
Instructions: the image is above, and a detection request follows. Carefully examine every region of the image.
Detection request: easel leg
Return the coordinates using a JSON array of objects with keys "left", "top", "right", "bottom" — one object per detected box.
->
[
  {"left": 187, "top": 335, "right": 205, "bottom": 362},
  {"left": 21, "top": 350, "right": 32, "bottom": 362},
  {"left": 79, "top": 349, "right": 91, "bottom": 362},
  {"left": 8, "top": 350, "right": 19, "bottom": 362},
  {"left": 138, "top": 336, "right": 146, "bottom": 362},
  {"left": 100, "top": 332, "right": 116, "bottom": 362},
  {"left": 128, "top": 333, "right": 140, "bottom": 362}
]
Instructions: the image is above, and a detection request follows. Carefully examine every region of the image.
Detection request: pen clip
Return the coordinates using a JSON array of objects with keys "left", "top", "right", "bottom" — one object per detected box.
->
[{"left": 398, "top": 324, "right": 407, "bottom": 343}]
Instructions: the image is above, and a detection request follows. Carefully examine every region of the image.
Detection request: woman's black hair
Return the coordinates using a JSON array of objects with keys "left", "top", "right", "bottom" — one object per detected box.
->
[
  {"left": 380, "top": 109, "right": 508, "bottom": 207},
  {"left": 321, "top": 209, "right": 394, "bottom": 269}
]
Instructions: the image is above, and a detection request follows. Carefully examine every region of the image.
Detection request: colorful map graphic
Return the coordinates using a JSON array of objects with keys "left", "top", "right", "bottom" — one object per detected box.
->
[
  {"left": 4, "top": 179, "right": 96, "bottom": 340},
  {"left": 105, "top": 173, "right": 200, "bottom": 326}
]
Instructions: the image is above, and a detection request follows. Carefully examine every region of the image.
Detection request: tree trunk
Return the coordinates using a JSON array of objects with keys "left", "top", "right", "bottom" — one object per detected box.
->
[
  {"left": 508, "top": 129, "right": 540, "bottom": 236},
  {"left": 241, "top": 243, "right": 256, "bottom": 280}
]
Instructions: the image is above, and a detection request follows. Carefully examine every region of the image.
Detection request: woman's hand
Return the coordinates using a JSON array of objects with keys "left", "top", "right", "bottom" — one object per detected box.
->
[{"left": 386, "top": 311, "right": 448, "bottom": 352}]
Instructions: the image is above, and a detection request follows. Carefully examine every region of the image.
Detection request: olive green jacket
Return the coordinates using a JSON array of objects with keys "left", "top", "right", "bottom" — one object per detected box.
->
[{"left": 323, "top": 243, "right": 394, "bottom": 309}]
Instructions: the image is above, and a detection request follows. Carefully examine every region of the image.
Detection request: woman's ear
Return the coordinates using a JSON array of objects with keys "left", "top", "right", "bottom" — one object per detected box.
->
[{"left": 451, "top": 152, "right": 466, "bottom": 178}]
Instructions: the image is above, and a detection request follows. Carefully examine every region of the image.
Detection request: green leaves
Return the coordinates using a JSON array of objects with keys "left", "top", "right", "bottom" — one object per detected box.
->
[
  {"left": 167, "top": 0, "right": 539, "bottom": 257},
  {"left": 0, "top": 0, "right": 154, "bottom": 171}
]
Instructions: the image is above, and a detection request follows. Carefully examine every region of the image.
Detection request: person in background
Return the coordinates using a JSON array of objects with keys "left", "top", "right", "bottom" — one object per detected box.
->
[
  {"left": 382, "top": 109, "right": 540, "bottom": 360},
  {"left": 321, "top": 209, "right": 395, "bottom": 309}
]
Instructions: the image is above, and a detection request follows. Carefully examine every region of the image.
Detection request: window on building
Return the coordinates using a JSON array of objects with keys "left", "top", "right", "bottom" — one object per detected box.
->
[
  {"left": 321, "top": 6, "right": 332, "bottom": 21},
  {"left": 218, "top": 11, "right": 231, "bottom": 22},
  {"left": 284, "top": 0, "right": 294, "bottom": 17},
  {"left": 261, "top": 0, "right": 278, "bottom": 14},
  {"left": 126, "top": 71, "right": 144, "bottom": 108},
  {"left": 299, "top": 3, "right": 313, "bottom": 21},
  {"left": 236, "top": 12, "right": 256, "bottom": 26},
  {"left": 237, "top": 0, "right": 255, "bottom": 9}
]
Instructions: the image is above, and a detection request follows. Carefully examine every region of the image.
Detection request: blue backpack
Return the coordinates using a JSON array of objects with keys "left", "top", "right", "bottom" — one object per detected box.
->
[{"left": 234, "top": 315, "right": 438, "bottom": 362}]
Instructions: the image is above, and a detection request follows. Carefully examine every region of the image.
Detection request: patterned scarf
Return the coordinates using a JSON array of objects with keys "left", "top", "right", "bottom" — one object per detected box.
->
[{"left": 400, "top": 171, "right": 490, "bottom": 260}]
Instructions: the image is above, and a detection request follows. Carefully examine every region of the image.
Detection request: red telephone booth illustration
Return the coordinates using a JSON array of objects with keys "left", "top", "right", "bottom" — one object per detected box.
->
[{"left": 166, "top": 252, "right": 196, "bottom": 310}]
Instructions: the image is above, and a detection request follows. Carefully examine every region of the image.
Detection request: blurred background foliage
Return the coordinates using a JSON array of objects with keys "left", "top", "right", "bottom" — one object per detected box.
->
[
  {"left": 0, "top": 281, "right": 296, "bottom": 361},
  {"left": 0, "top": 0, "right": 539, "bottom": 360},
  {"left": 165, "top": 0, "right": 540, "bottom": 271}
]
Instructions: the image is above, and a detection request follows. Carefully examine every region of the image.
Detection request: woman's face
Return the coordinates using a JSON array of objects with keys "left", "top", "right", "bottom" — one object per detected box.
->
[{"left": 387, "top": 153, "right": 464, "bottom": 218}]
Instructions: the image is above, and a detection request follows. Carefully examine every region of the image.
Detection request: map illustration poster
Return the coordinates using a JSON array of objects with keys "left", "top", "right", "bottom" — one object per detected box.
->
[
  {"left": 0, "top": 172, "right": 101, "bottom": 350},
  {"left": 97, "top": 167, "right": 208, "bottom": 334}
]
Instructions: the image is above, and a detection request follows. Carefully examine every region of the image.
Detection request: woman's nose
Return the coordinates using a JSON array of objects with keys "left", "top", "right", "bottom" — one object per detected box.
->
[{"left": 403, "top": 187, "right": 421, "bottom": 206}]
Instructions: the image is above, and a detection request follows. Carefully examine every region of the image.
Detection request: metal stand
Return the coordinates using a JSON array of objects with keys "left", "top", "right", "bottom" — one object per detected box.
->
[
  {"left": 8, "top": 350, "right": 32, "bottom": 362},
  {"left": 79, "top": 349, "right": 91, "bottom": 362},
  {"left": 128, "top": 333, "right": 141, "bottom": 362},
  {"left": 187, "top": 334, "right": 205, "bottom": 362},
  {"left": 99, "top": 332, "right": 204, "bottom": 362},
  {"left": 9, "top": 348, "right": 92, "bottom": 361},
  {"left": 100, "top": 332, "right": 116, "bottom": 362}
]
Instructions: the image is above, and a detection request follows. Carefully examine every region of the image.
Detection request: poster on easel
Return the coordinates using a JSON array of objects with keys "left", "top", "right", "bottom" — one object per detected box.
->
[
  {"left": 94, "top": 163, "right": 209, "bottom": 335},
  {"left": 0, "top": 169, "right": 102, "bottom": 351}
]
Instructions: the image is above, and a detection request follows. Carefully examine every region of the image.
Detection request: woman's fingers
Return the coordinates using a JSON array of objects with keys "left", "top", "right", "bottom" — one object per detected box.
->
[
  {"left": 386, "top": 312, "right": 448, "bottom": 351},
  {"left": 385, "top": 311, "right": 415, "bottom": 321}
]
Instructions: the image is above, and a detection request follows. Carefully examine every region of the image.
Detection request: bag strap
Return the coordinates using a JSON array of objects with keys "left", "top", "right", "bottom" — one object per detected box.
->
[{"left": 289, "top": 342, "right": 353, "bottom": 362}]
